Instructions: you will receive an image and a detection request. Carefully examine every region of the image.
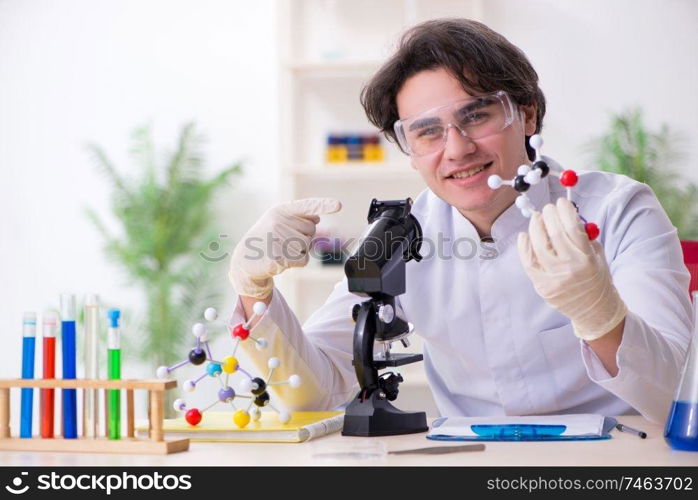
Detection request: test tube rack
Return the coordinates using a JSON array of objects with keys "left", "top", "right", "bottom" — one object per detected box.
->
[{"left": 0, "top": 378, "right": 189, "bottom": 455}]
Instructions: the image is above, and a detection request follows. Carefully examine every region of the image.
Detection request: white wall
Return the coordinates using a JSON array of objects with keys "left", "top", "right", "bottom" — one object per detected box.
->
[
  {"left": 483, "top": 0, "right": 698, "bottom": 182},
  {"left": 0, "top": 0, "right": 280, "bottom": 421}
]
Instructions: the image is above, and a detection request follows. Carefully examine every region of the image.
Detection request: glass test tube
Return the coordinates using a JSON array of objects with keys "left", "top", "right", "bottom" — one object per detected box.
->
[{"left": 83, "top": 294, "right": 100, "bottom": 437}]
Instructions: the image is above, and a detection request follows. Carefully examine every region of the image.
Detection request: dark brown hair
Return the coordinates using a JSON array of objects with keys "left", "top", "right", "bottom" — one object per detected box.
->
[{"left": 361, "top": 18, "right": 546, "bottom": 159}]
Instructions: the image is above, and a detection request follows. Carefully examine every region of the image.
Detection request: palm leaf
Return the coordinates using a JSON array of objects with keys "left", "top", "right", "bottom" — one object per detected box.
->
[
  {"left": 85, "top": 122, "right": 243, "bottom": 369},
  {"left": 584, "top": 108, "right": 697, "bottom": 239},
  {"left": 85, "top": 143, "right": 130, "bottom": 198}
]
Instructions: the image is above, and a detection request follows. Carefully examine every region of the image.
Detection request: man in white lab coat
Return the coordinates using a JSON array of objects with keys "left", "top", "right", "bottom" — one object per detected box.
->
[{"left": 228, "top": 19, "right": 693, "bottom": 423}]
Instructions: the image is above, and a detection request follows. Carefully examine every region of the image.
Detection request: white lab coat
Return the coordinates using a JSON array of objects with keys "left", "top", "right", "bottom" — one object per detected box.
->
[{"left": 230, "top": 157, "right": 694, "bottom": 424}]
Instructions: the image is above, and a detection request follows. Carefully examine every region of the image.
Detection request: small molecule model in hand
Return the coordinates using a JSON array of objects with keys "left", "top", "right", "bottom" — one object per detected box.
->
[
  {"left": 156, "top": 302, "right": 302, "bottom": 427},
  {"left": 487, "top": 134, "right": 600, "bottom": 240}
]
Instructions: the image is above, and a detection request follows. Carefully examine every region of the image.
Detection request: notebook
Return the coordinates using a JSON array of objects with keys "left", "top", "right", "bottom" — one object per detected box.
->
[
  {"left": 427, "top": 414, "right": 616, "bottom": 441},
  {"left": 136, "top": 411, "right": 344, "bottom": 443}
]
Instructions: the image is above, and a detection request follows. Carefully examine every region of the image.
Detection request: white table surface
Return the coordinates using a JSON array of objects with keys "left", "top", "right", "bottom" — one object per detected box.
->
[{"left": 1, "top": 416, "right": 696, "bottom": 467}]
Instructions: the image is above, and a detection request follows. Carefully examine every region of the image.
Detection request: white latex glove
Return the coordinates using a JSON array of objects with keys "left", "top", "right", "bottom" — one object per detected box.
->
[
  {"left": 517, "top": 197, "right": 627, "bottom": 341},
  {"left": 229, "top": 197, "right": 342, "bottom": 299}
]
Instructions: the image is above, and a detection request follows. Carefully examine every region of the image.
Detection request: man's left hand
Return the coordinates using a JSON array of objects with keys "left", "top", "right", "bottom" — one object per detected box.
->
[{"left": 517, "top": 197, "right": 627, "bottom": 341}]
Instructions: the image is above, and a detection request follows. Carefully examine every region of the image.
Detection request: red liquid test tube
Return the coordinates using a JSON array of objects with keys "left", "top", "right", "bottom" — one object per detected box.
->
[{"left": 41, "top": 312, "right": 58, "bottom": 438}]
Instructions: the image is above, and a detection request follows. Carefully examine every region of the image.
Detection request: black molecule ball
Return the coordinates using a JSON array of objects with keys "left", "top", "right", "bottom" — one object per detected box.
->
[
  {"left": 514, "top": 175, "right": 531, "bottom": 193},
  {"left": 253, "top": 392, "right": 270, "bottom": 407},
  {"left": 251, "top": 377, "right": 267, "bottom": 396},
  {"left": 188, "top": 348, "right": 206, "bottom": 366},
  {"left": 533, "top": 160, "right": 550, "bottom": 177}
]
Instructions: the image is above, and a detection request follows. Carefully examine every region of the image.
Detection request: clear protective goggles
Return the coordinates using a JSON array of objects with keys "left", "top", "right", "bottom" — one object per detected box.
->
[{"left": 393, "top": 90, "right": 517, "bottom": 157}]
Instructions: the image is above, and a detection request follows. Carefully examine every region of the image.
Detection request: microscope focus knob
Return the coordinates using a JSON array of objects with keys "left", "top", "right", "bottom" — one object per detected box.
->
[
  {"left": 378, "top": 304, "right": 394, "bottom": 324},
  {"left": 351, "top": 304, "right": 361, "bottom": 322}
]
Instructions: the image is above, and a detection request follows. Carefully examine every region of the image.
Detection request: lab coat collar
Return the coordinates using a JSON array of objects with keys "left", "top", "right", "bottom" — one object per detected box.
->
[{"left": 451, "top": 155, "right": 557, "bottom": 244}]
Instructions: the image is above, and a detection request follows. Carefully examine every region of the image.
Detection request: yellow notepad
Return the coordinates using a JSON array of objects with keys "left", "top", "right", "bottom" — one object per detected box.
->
[{"left": 136, "top": 411, "right": 344, "bottom": 443}]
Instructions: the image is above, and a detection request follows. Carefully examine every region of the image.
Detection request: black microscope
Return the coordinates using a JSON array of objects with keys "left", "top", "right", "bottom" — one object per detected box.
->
[{"left": 341, "top": 198, "right": 428, "bottom": 437}]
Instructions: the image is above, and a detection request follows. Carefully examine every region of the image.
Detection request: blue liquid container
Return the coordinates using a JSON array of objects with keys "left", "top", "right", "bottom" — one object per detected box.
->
[
  {"left": 61, "top": 294, "right": 78, "bottom": 439},
  {"left": 664, "top": 291, "right": 698, "bottom": 451},
  {"left": 664, "top": 401, "right": 698, "bottom": 451},
  {"left": 20, "top": 313, "right": 36, "bottom": 439},
  {"left": 61, "top": 319, "right": 77, "bottom": 439}
]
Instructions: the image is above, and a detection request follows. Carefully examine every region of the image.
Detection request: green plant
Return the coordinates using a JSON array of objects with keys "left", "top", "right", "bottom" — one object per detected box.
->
[
  {"left": 85, "top": 123, "right": 242, "bottom": 378},
  {"left": 586, "top": 108, "right": 698, "bottom": 239}
]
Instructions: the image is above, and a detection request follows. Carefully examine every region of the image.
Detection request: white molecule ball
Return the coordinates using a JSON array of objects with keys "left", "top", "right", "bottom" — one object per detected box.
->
[
  {"left": 521, "top": 208, "right": 533, "bottom": 218},
  {"left": 268, "top": 357, "right": 280, "bottom": 369},
  {"left": 487, "top": 174, "right": 503, "bottom": 189},
  {"left": 183, "top": 380, "right": 196, "bottom": 393},
  {"left": 192, "top": 323, "right": 207, "bottom": 338},
  {"left": 173, "top": 398, "right": 186, "bottom": 411},
  {"left": 249, "top": 406, "right": 261, "bottom": 421},
  {"left": 524, "top": 169, "right": 542, "bottom": 185},
  {"left": 529, "top": 134, "right": 543, "bottom": 150},
  {"left": 156, "top": 366, "right": 169, "bottom": 379},
  {"left": 255, "top": 338, "right": 268, "bottom": 351},
  {"left": 204, "top": 307, "right": 218, "bottom": 322},
  {"left": 252, "top": 302, "right": 267, "bottom": 316},
  {"left": 515, "top": 196, "right": 529, "bottom": 209},
  {"left": 517, "top": 164, "right": 531, "bottom": 175},
  {"left": 278, "top": 410, "right": 291, "bottom": 424},
  {"left": 288, "top": 375, "right": 301, "bottom": 388},
  {"left": 239, "top": 378, "right": 254, "bottom": 393}
]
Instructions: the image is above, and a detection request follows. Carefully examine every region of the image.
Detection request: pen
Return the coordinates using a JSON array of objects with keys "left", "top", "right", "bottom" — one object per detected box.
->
[
  {"left": 107, "top": 308, "right": 121, "bottom": 440},
  {"left": 41, "top": 311, "right": 58, "bottom": 438},
  {"left": 61, "top": 293, "right": 77, "bottom": 439},
  {"left": 615, "top": 422, "right": 647, "bottom": 439},
  {"left": 20, "top": 312, "right": 37, "bottom": 439}
]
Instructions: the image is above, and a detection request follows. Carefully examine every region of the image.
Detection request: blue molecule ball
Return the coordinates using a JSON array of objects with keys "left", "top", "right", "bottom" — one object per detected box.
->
[{"left": 206, "top": 362, "right": 223, "bottom": 377}]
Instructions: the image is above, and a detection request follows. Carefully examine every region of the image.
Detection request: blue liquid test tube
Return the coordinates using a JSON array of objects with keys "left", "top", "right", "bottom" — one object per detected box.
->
[
  {"left": 20, "top": 312, "right": 36, "bottom": 438},
  {"left": 61, "top": 294, "right": 77, "bottom": 439}
]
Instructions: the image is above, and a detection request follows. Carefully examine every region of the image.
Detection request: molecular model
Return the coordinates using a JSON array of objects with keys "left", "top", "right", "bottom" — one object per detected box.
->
[
  {"left": 156, "top": 302, "right": 302, "bottom": 428},
  {"left": 487, "top": 134, "right": 600, "bottom": 240}
]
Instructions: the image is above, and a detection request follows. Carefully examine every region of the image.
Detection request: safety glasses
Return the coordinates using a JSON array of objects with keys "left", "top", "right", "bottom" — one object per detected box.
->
[{"left": 394, "top": 91, "right": 517, "bottom": 157}]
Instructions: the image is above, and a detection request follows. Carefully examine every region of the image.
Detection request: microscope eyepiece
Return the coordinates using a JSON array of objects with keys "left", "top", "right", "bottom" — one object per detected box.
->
[{"left": 345, "top": 198, "right": 422, "bottom": 298}]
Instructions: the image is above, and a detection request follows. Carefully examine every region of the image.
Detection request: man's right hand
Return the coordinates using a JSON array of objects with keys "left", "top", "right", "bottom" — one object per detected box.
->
[{"left": 228, "top": 197, "right": 342, "bottom": 299}]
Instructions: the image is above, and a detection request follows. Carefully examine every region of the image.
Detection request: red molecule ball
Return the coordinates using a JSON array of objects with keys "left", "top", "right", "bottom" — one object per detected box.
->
[
  {"left": 232, "top": 324, "right": 250, "bottom": 340},
  {"left": 185, "top": 408, "right": 202, "bottom": 426},
  {"left": 559, "top": 169, "right": 578, "bottom": 188},
  {"left": 585, "top": 222, "right": 600, "bottom": 240}
]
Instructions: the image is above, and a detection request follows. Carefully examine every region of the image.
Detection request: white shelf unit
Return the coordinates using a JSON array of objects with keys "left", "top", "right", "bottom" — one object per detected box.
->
[
  {"left": 275, "top": 0, "right": 483, "bottom": 322},
  {"left": 274, "top": 0, "right": 484, "bottom": 417}
]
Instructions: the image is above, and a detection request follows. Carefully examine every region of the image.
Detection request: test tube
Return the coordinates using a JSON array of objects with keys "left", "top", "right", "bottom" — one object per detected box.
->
[
  {"left": 83, "top": 294, "right": 100, "bottom": 437},
  {"left": 60, "top": 293, "right": 77, "bottom": 439},
  {"left": 20, "top": 312, "right": 37, "bottom": 438},
  {"left": 41, "top": 311, "right": 58, "bottom": 438},
  {"left": 107, "top": 309, "right": 121, "bottom": 440}
]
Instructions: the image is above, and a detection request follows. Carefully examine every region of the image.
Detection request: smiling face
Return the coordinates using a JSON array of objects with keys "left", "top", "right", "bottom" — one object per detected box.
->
[{"left": 396, "top": 68, "right": 537, "bottom": 230}]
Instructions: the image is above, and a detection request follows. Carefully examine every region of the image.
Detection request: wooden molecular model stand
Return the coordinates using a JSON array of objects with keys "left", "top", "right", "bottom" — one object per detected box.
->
[{"left": 0, "top": 378, "right": 189, "bottom": 455}]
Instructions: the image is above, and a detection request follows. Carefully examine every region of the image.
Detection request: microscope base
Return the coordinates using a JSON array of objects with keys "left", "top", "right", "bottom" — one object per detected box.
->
[{"left": 341, "top": 391, "right": 428, "bottom": 437}]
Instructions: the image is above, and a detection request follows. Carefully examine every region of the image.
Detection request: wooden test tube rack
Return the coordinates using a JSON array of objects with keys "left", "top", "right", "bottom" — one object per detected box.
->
[{"left": 0, "top": 378, "right": 189, "bottom": 455}]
